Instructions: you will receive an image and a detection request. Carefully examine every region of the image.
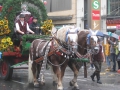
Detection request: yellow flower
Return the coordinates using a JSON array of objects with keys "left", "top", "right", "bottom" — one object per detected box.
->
[
  {"left": 1, "top": 39, "right": 6, "bottom": 43},
  {"left": 9, "top": 41, "right": 13, "bottom": 45},
  {"left": 3, "top": 44, "right": 7, "bottom": 49},
  {"left": 0, "top": 20, "right": 4, "bottom": 25},
  {"left": 4, "top": 25, "right": 8, "bottom": 29},
  {"left": 49, "top": 19, "right": 52, "bottom": 23},
  {"left": 7, "top": 37, "right": 11, "bottom": 42}
]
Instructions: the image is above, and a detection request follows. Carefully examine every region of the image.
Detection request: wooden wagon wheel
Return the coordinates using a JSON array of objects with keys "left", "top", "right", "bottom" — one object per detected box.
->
[{"left": 0, "top": 60, "right": 13, "bottom": 80}]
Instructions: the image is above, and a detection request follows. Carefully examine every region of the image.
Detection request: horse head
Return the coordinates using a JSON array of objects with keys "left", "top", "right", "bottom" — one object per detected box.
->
[
  {"left": 88, "top": 29, "right": 103, "bottom": 54},
  {"left": 66, "top": 27, "right": 79, "bottom": 52},
  {"left": 77, "top": 29, "right": 103, "bottom": 55}
]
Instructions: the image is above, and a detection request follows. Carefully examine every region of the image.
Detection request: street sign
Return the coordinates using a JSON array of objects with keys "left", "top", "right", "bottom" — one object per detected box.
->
[
  {"left": 91, "top": 0, "right": 101, "bottom": 30},
  {"left": 92, "top": 0, "right": 100, "bottom": 9},
  {"left": 92, "top": 10, "right": 100, "bottom": 20}
]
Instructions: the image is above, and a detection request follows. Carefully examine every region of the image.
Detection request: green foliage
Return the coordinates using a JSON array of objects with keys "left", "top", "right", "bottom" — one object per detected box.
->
[{"left": 0, "top": 0, "right": 47, "bottom": 35}]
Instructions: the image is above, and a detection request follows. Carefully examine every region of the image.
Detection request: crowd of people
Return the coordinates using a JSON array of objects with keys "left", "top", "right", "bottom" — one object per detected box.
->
[{"left": 104, "top": 37, "right": 120, "bottom": 72}]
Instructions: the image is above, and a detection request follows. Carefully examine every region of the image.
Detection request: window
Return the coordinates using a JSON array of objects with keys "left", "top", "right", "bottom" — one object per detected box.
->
[
  {"left": 45, "top": 0, "right": 72, "bottom": 12},
  {"left": 107, "top": 0, "right": 120, "bottom": 16}
]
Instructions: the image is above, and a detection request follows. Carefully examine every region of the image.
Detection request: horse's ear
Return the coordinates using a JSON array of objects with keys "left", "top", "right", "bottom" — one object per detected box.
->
[{"left": 89, "top": 29, "right": 93, "bottom": 35}]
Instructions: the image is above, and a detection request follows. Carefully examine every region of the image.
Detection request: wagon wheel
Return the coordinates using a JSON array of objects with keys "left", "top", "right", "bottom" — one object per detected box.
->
[{"left": 0, "top": 60, "right": 13, "bottom": 80}]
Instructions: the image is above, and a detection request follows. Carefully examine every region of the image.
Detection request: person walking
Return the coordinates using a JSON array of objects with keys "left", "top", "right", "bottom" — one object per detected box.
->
[{"left": 90, "top": 38, "right": 105, "bottom": 84}]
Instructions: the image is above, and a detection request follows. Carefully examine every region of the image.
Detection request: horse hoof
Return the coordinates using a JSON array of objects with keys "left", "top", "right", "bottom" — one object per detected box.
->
[
  {"left": 34, "top": 83, "right": 40, "bottom": 88},
  {"left": 73, "top": 87, "right": 79, "bottom": 90},
  {"left": 57, "top": 88, "right": 64, "bottom": 90},
  {"left": 53, "top": 81, "right": 57, "bottom": 86},
  {"left": 39, "top": 81, "right": 45, "bottom": 86},
  {"left": 69, "top": 81, "right": 74, "bottom": 86}
]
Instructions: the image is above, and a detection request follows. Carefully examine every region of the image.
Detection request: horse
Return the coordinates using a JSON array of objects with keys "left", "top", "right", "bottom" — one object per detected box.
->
[
  {"left": 28, "top": 26, "right": 79, "bottom": 90},
  {"left": 67, "top": 29, "right": 103, "bottom": 90}
]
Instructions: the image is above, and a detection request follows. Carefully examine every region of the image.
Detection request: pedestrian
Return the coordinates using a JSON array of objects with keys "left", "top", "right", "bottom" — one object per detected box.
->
[
  {"left": 90, "top": 38, "right": 105, "bottom": 84},
  {"left": 104, "top": 38, "right": 111, "bottom": 71},
  {"left": 115, "top": 43, "right": 120, "bottom": 70},
  {"left": 108, "top": 37, "right": 117, "bottom": 72},
  {"left": 29, "top": 17, "right": 42, "bottom": 35}
]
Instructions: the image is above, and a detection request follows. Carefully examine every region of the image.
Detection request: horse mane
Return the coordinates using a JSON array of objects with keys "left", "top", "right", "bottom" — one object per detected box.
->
[{"left": 56, "top": 26, "right": 70, "bottom": 43}]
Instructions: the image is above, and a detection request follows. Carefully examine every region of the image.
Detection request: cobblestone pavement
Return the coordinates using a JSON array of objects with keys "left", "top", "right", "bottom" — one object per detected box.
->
[{"left": 0, "top": 63, "right": 120, "bottom": 90}]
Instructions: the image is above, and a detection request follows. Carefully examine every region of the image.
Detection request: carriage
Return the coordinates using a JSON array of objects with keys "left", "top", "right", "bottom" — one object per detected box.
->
[{"left": 0, "top": 0, "right": 48, "bottom": 80}]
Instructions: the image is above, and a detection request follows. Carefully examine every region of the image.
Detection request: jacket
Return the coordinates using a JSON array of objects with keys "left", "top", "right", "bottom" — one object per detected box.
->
[
  {"left": 104, "top": 43, "right": 110, "bottom": 56},
  {"left": 29, "top": 22, "right": 42, "bottom": 35}
]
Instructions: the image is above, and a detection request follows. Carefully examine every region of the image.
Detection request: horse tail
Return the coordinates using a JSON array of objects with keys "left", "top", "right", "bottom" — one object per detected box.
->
[{"left": 28, "top": 53, "right": 34, "bottom": 83}]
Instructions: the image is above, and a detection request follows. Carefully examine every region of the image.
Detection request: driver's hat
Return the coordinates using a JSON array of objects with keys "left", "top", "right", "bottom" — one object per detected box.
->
[{"left": 19, "top": 14, "right": 25, "bottom": 18}]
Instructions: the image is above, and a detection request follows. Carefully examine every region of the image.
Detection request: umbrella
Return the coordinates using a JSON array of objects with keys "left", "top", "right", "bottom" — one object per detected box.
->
[
  {"left": 103, "top": 32, "right": 119, "bottom": 39},
  {"left": 89, "top": 29, "right": 104, "bottom": 37},
  {"left": 95, "top": 30, "right": 104, "bottom": 37},
  {"left": 112, "top": 33, "right": 119, "bottom": 39}
]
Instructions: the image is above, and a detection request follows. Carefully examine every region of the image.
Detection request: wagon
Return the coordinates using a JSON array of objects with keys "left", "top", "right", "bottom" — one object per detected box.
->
[
  {"left": 0, "top": 0, "right": 48, "bottom": 80},
  {"left": 0, "top": 34, "right": 50, "bottom": 80}
]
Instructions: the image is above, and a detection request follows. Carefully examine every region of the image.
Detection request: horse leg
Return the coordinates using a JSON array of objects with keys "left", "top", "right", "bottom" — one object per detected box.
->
[
  {"left": 32, "top": 62, "right": 40, "bottom": 88},
  {"left": 68, "top": 62, "right": 82, "bottom": 90},
  {"left": 28, "top": 54, "right": 34, "bottom": 83},
  {"left": 53, "top": 66, "right": 63, "bottom": 90},
  {"left": 37, "top": 63, "right": 45, "bottom": 85},
  {"left": 50, "top": 66, "right": 58, "bottom": 86}
]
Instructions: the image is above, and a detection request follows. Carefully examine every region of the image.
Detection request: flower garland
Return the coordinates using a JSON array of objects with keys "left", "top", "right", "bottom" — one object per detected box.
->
[
  {"left": 0, "top": 18, "right": 11, "bottom": 35},
  {"left": 41, "top": 19, "right": 53, "bottom": 35},
  {"left": 0, "top": 0, "right": 47, "bottom": 33},
  {"left": 0, "top": 37, "right": 13, "bottom": 51}
]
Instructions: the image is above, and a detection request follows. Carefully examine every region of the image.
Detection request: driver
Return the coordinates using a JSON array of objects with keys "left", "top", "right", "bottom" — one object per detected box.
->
[{"left": 15, "top": 14, "right": 34, "bottom": 40}]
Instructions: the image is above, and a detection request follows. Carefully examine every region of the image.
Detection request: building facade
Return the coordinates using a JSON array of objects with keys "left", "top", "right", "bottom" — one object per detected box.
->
[
  {"left": 106, "top": 0, "right": 120, "bottom": 32},
  {"left": 44, "top": 0, "right": 107, "bottom": 32},
  {"left": 44, "top": 0, "right": 76, "bottom": 29}
]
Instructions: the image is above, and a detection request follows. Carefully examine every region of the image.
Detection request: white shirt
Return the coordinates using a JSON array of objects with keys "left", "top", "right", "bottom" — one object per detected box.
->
[{"left": 15, "top": 21, "right": 32, "bottom": 32}]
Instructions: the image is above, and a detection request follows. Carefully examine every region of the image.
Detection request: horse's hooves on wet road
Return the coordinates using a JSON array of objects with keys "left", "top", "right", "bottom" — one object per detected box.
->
[
  {"left": 39, "top": 82, "right": 45, "bottom": 86},
  {"left": 53, "top": 81, "right": 57, "bottom": 86},
  {"left": 73, "top": 87, "right": 79, "bottom": 90},
  {"left": 69, "top": 81, "right": 74, "bottom": 86},
  {"left": 34, "top": 84, "right": 40, "bottom": 88}
]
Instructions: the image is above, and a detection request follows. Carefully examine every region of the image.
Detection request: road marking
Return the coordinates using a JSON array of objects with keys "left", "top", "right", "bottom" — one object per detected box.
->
[{"left": 12, "top": 80, "right": 25, "bottom": 85}]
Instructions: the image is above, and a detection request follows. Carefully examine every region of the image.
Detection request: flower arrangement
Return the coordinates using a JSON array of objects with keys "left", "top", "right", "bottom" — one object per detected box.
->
[
  {"left": 0, "top": 17, "right": 13, "bottom": 51},
  {"left": 0, "top": 17, "right": 11, "bottom": 35},
  {"left": 41, "top": 19, "right": 53, "bottom": 35},
  {"left": 0, "top": 37, "right": 13, "bottom": 51}
]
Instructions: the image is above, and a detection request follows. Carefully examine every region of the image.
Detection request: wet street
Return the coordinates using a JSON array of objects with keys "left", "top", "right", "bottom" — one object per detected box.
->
[{"left": 0, "top": 63, "right": 120, "bottom": 90}]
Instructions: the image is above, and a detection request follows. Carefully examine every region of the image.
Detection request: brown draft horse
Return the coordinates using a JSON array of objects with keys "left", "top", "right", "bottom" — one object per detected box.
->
[
  {"left": 67, "top": 30, "right": 101, "bottom": 90},
  {"left": 28, "top": 39, "right": 68, "bottom": 90},
  {"left": 28, "top": 26, "right": 79, "bottom": 90}
]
